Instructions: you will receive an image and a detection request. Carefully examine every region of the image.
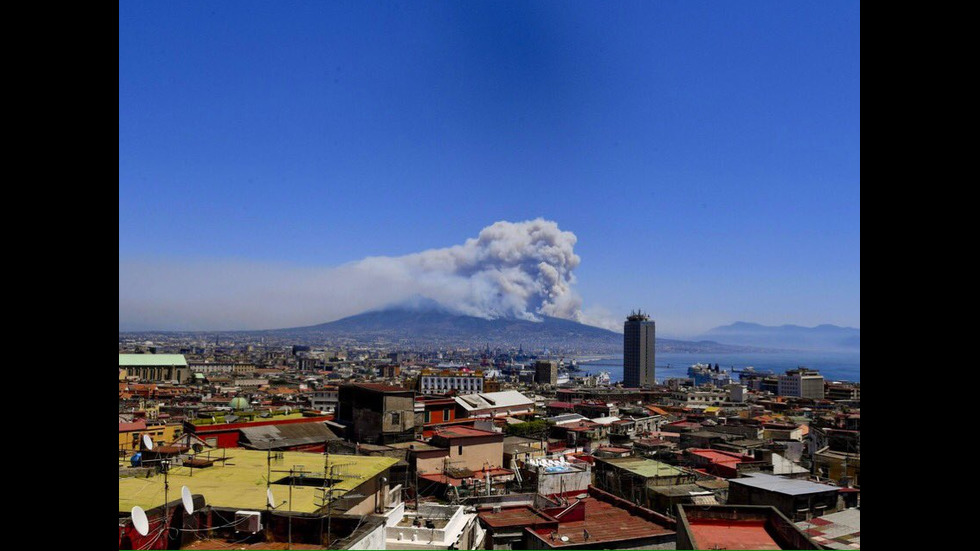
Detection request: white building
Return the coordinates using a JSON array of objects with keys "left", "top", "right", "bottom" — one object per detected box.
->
[
  {"left": 726, "top": 383, "right": 748, "bottom": 403},
  {"left": 419, "top": 372, "right": 485, "bottom": 395},
  {"left": 454, "top": 390, "right": 535, "bottom": 418},
  {"left": 777, "top": 369, "right": 825, "bottom": 399},
  {"left": 383, "top": 503, "right": 484, "bottom": 550},
  {"left": 669, "top": 389, "right": 727, "bottom": 406},
  {"left": 311, "top": 388, "right": 339, "bottom": 413}
]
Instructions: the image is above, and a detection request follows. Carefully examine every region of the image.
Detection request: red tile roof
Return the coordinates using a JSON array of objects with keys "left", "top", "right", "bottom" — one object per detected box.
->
[{"left": 119, "top": 421, "right": 147, "bottom": 432}]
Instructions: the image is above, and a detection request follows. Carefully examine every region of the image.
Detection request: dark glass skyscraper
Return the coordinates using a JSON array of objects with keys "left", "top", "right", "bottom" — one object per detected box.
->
[{"left": 623, "top": 311, "right": 656, "bottom": 387}]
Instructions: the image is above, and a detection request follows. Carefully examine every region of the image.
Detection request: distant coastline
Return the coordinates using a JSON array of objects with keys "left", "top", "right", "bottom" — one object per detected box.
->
[{"left": 576, "top": 350, "right": 860, "bottom": 384}]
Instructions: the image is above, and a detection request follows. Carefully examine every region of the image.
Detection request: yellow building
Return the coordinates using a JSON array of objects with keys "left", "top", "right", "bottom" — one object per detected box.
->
[{"left": 118, "top": 422, "right": 183, "bottom": 453}]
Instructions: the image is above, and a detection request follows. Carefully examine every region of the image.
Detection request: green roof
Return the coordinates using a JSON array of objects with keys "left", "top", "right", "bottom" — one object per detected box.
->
[
  {"left": 188, "top": 412, "right": 308, "bottom": 426},
  {"left": 596, "top": 456, "right": 687, "bottom": 478},
  {"left": 119, "top": 449, "right": 397, "bottom": 513},
  {"left": 119, "top": 354, "right": 188, "bottom": 367}
]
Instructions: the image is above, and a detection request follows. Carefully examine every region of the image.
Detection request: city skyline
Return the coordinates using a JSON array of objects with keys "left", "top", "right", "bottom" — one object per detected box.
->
[{"left": 119, "top": 2, "right": 860, "bottom": 337}]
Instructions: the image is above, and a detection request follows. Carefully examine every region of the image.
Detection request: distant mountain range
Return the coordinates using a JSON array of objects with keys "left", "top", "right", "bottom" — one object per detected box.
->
[
  {"left": 257, "top": 301, "right": 773, "bottom": 354},
  {"left": 698, "top": 322, "right": 860, "bottom": 352}
]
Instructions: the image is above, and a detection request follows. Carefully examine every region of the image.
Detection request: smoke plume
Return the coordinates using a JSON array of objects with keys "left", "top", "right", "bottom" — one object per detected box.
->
[{"left": 119, "top": 218, "right": 609, "bottom": 331}]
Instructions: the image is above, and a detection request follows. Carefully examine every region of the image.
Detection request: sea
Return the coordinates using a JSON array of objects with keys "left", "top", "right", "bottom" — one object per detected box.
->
[{"left": 573, "top": 350, "right": 860, "bottom": 384}]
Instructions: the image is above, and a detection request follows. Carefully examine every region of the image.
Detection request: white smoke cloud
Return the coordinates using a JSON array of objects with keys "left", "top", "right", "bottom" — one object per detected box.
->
[{"left": 119, "top": 218, "right": 621, "bottom": 331}]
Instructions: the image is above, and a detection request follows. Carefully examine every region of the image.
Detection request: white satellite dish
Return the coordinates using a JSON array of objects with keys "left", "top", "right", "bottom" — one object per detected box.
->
[
  {"left": 131, "top": 506, "right": 149, "bottom": 536},
  {"left": 267, "top": 488, "right": 275, "bottom": 508},
  {"left": 181, "top": 486, "right": 194, "bottom": 514},
  {"left": 575, "top": 493, "right": 588, "bottom": 500},
  {"left": 560, "top": 536, "right": 570, "bottom": 542},
  {"left": 142, "top": 434, "right": 154, "bottom": 450}
]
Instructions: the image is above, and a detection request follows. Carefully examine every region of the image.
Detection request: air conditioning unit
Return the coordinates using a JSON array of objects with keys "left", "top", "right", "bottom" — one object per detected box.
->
[{"left": 235, "top": 511, "right": 263, "bottom": 533}]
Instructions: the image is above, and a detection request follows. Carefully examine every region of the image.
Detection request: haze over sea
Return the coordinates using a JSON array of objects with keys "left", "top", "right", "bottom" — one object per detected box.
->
[{"left": 576, "top": 350, "right": 860, "bottom": 384}]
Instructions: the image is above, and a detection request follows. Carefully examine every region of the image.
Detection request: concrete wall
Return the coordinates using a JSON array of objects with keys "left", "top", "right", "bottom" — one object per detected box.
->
[
  {"left": 346, "top": 521, "right": 386, "bottom": 550},
  {"left": 536, "top": 468, "right": 592, "bottom": 497},
  {"left": 448, "top": 439, "right": 505, "bottom": 472},
  {"left": 416, "top": 449, "right": 451, "bottom": 474}
]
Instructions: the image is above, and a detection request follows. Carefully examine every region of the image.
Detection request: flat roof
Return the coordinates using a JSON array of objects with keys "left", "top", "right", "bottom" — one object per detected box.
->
[
  {"left": 434, "top": 426, "right": 501, "bottom": 439},
  {"left": 730, "top": 473, "right": 841, "bottom": 496},
  {"left": 455, "top": 390, "right": 534, "bottom": 411},
  {"left": 687, "top": 519, "right": 782, "bottom": 550},
  {"left": 387, "top": 441, "right": 442, "bottom": 452},
  {"left": 119, "top": 354, "right": 187, "bottom": 367},
  {"left": 528, "top": 497, "right": 674, "bottom": 547},
  {"left": 595, "top": 456, "right": 687, "bottom": 478},
  {"left": 119, "top": 449, "right": 397, "bottom": 513},
  {"left": 478, "top": 506, "right": 555, "bottom": 529},
  {"left": 687, "top": 448, "right": 753, "bottom": 465}
]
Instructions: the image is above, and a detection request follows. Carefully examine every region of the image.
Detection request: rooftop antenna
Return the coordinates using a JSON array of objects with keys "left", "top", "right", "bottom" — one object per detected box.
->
[{"left": 181, "top": 486, "right": 195, "bottom": 515}]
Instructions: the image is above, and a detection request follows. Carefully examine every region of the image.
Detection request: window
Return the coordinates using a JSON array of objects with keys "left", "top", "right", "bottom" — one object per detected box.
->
[
  {"left": 443, "top": 408, "right": 452, "bottom": 420},
  {"left": 391, "top": 412, "right": 401, "bottom": 425},
  {"left": 458, "top": 445, "right": 463, "bottom": 455},
  {"left": 424, "top": 411, "right": 431, "bottom": 423}
]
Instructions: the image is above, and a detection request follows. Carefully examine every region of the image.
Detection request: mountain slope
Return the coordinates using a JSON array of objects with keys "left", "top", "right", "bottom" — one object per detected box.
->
[
  {"left": 262, "top": 306, "right": 774, "bottom": 354},
  {"left": 699, "top": 322, "right": 860, "bottom": 352}
]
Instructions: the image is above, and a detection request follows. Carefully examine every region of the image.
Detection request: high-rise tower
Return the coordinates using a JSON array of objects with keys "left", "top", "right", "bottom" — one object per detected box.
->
[{"left": 623, "top": 310, "right": 656, "bottom": 387}]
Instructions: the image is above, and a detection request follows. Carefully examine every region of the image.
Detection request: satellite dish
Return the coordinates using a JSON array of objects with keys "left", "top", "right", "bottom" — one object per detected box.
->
[
  {"left": 267, "top": 488, "right": 275, "bottom": 508},
  {"left": 181, "top": 486, "right": 194, "bottom": 514},
  {"left": 575, "top": 493, "right": 588, "bottom": 500},
  {"left": 560, "top": 536, "right": 570, "bottom": 542},
  {"left": 142, "top": 434, "right": 154, "bottom": 450},
  {"left": 131, "top": 506, "right": 149, "bottom": 536}
]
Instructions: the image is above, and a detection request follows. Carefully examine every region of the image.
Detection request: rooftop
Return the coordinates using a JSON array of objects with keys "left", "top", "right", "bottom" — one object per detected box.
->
[
  {"left": 347, "top": 382, "right": 411, "bottom": 393},
  {"left": 679, "top": 505, "right": 821, "bottom": 550},
  {"left": 238, "top": 422, "right": 340, "bottom": 450},
  {"left": 118, "top": 449, "right": 397, "bottom": 513},
  {"left": 478, "top": 506, "right": 555, "bottom": 529},
  {"left": 687, "top": 519, "right": 782, "bottom": 550},
  {"left": 797, "top": 508, "right": 860, "bottom": 550},
  {"left": 119, "top": 354, "right": 188, "bottom": 367},
  {"left": 687, "top": 448, "right": 755, "bottom": 465},
  {"left": 595, "top": 456, "right": 687, "bottom": 478},
  {"left": 432, "top": 426, "right": 501, "bottom": 439},
  {"left": 547, "top": 413, "right": 588, "bottom": 425},
  {"left": 527, "top": 495, "right": 674, "bottom": 547},
  {"left": 455, "top": 390, "right": 534, "bottom": 411},
  {"left": 730, "top": 473, "right": 841, "bottom": 496}
]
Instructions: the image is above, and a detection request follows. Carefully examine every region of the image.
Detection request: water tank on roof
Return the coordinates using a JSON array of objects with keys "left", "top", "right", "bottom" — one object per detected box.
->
[{"left": 130, "top": 452, "right": 142, "bottom": 467}]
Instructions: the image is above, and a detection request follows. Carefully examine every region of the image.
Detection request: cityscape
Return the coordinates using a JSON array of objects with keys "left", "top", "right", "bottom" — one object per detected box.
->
[
  {"left": 119, "top": 2, "right": 859, "bottom": 549},
  {"left": 118, "top": 309, "right": 859, "bottom": 550}
]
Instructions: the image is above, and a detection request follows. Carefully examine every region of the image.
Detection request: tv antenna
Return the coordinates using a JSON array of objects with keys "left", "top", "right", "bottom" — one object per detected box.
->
[{"left": 131, "top": 506, "right": 149, "bottom": 536}]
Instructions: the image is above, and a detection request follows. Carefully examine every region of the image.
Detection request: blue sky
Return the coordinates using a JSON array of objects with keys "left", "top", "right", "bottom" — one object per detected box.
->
[{"left": 119, "top": 1, "right": 860, "bottom": 336}]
